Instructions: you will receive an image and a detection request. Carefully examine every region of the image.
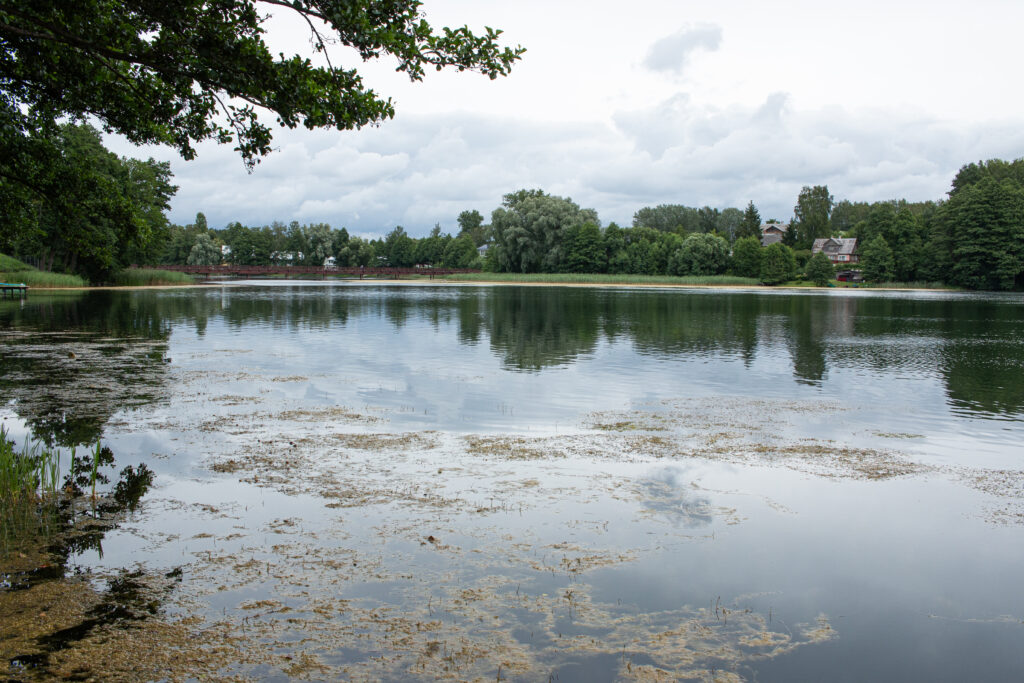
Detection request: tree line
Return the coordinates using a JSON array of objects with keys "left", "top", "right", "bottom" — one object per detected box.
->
[
  {"left": 3, "top": 123, "right": 1022, "bottom": 291},
  {"left": 0, "top": 123, "right": 175, "bottom": 283},
  {"left": 480, "top": 160, "right": 1022, "bottom": 290},
  {"left": 4, "top": 5, "right": 1021, "bottom": 290},
  {"left": 163, "top": 215, "right": 486, "bottom": 271},
  {"left": 171, "top": 159, "right": 1021, "bottom": 290}
]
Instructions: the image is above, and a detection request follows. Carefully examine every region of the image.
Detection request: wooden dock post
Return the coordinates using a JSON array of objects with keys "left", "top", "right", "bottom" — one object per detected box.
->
[{"left": 1, "top": 283, "right": 28, "bottom": 299}]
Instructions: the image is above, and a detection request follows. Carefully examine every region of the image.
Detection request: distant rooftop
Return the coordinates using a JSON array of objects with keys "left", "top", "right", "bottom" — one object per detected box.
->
[
  {"left": 760, "top": 223, "right": 789, "bottom": 246},
  {"left": 812, "top": 237, "right": 858, "bottom": 256}
]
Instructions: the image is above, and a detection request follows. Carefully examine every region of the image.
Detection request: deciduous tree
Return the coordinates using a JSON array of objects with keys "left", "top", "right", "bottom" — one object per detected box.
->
[
  {"left": 187, "top": 232, "right": 221, "bottom": 266},
  {"left": 5, "top": 123, "right": 176, "bottom": 282},
  {"left": 442, "top": 234, "right": 477, "bottom": 268},
  {"left": 632, "top": 204, "right": 699, "bottom": 234},
  {"left": 730, "top": 236, "right": 762, "bottom": 279},
  {"left": 668, "top": 233, "right": 729, "bottom": 276},
  {"left": 791, "top": 185, "right": 833, "bottom": 249},
  {"left": 491, "top": 190, "right": 599, "bottom": 273},
  {"left": 457, "top": 210, "right": 488, "bottom": 247},
  {"left": 0, "top": 1, "right": 524, "bottom": 168},
  {"left": 940, "top": 177, "right": 1024, "bottom": 290},
  {"left": 1, "top": 1, "right": 523, "bottom": 252},
  {"left": 760, "top": 242, "right": 796, "bottom": 285},
  {"left": 804, "top": 252, "right": 834, "bottom": 286},
  {"left": 860, "top": 235, "right": 895, "bottom": 283},
  {"left": 560, "top": 223, "right": 605, "bottom": 273}
]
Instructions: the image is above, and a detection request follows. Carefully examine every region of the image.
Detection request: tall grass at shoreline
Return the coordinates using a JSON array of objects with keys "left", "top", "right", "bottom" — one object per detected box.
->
[
  {"left": 113, "top": 268, "right": 195, "bottom": 286},
  {"left": 440, "top": 272, "right": 761, "bottom": 286},
  {"left": 860, "top": 281, "right": 956, "bottom": 290},
  {"left": 0, "top": 270, "right": 86, "bottom": 287},
  {"left": 1, "top": 252, "right": 87, "bottom": 287}
]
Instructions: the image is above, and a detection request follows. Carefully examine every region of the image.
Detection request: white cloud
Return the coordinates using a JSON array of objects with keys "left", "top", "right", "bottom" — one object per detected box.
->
[
  {"left": 96, "top": 2, "right": 1024, "bottom": 236},
  {"left": 141, "top": 93, "right": 1024, "bottom": 234},
  {"left": 643, "top": 24, "right": 723, "bottom": 75}
]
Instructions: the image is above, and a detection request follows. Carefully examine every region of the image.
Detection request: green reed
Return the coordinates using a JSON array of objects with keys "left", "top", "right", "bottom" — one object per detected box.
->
[
  {"left": 0, "top": 428, "right": 111, "bottom": 507},
  {"left": 112, "top": 268, "right": 195, "bottom": 286},
  {"left": 0, "top": 425, "right": 63, "bottom": 508},
  {"left": 0, "top": 269, "right": 85, "bottom": 288}
]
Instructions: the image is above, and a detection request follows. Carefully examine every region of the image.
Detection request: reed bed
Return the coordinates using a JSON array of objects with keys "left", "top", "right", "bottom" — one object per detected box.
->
[
  {"left": 0, "top": 427, "right": 110, "bottom": 517},
  {"left": 0, "top": 426, "right": 65, "bottom": 509},
  {"left": 441, "top": 272, "right": 761, "bottom": 286},
  {"left": 860, "top": 281, "right": 956, "bottom": 290},
  {"left": 0, "top": 269, "right": 85, "bottom": 288},
  {"left": 112, "top": 268, "right": 195, "bottom": 286}
]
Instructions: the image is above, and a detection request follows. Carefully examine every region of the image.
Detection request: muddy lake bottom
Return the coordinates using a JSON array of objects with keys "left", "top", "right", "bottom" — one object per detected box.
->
[{"left": 2, "top": 284, "right": 1024, "bottom": 681}]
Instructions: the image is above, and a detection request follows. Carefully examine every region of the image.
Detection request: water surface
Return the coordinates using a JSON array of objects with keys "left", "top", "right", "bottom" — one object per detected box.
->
[{"left": 2, "top": 283, "right": 1023, "bottom": 681}]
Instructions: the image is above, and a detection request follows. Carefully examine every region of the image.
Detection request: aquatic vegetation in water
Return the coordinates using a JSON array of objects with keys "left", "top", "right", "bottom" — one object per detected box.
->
[
  {"left": 1, "top": 441, "right": 157, "bottom": 679},
  {"left": 956, "top": 468, "right": 1024, "bottom": 525},
  {"left": 464, "top": 435, "right": 559, "bottom": 460},
  {"left": 0, "top": 427, "right": 61, "bottom": 508}
]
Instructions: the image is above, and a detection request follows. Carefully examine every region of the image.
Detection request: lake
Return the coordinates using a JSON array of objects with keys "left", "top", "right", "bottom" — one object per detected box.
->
[{"left": 2, "top": 283, "right": 1023, "bottom": 681}]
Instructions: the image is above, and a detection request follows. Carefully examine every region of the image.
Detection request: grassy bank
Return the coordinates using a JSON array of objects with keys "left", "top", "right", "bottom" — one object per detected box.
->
[
  {"left": 0, "top": 269, "right": 86, "bottom": 287},
  {"left": 0, "top": 254, "right": 196, "bottom": 288},
  {"left": 1, "top": 252, "right": 88, "bottom": 287},
  {"left": 113, "top": 268, "right": 195, "bottom": 286},
  {"left": 0, "top": 253, "right": 34, "bottom": 272},
  {"left": 441, "top": 272, "right": 762, "bottom": 286},
  {"left": 858, "top": 280, "right": 956, "bottom": 290}
]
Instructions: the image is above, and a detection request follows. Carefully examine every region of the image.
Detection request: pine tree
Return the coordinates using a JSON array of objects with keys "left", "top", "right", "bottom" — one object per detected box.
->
[{"left": 737, "top": 201, "right": 762, "bottom": 240}]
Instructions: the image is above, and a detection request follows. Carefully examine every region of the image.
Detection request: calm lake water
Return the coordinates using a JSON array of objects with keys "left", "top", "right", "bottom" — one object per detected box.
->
[{"left": 2, "top": 283, "right": 1023, "bottom": 681}]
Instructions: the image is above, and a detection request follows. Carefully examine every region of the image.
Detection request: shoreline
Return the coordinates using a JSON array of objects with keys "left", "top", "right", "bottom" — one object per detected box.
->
[{"left": 16, "top": 279, "right": 960, "bottom": 293}]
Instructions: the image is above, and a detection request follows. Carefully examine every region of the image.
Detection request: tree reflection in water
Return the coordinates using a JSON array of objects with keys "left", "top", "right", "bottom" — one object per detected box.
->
[{"left": 3, "top": 285, "right": 1022, "bottom": 440}]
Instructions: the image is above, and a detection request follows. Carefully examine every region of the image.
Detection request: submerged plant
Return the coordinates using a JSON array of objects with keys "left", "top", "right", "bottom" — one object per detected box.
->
[{"left": 2, "top": 428, "right": 154, "bottom": 555}]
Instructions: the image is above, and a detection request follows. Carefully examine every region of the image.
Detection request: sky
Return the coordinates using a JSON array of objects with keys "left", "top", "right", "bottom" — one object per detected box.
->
[{"left": 105, "top": 0, "right": 1024, "bottom": 237}]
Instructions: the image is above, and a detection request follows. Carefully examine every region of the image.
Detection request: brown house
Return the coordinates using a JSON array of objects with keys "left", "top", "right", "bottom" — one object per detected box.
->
[
  {"left": 812, "top": 237, "right": 859, "bottom": 264},
  {"left": 760, "top": 223, "right": 790, "bottom": 246}
]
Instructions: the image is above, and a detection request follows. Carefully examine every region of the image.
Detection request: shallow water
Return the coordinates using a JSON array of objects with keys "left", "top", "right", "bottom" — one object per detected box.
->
[{"left": 2, "top": 283, "right": 1023, "bottom": 681}]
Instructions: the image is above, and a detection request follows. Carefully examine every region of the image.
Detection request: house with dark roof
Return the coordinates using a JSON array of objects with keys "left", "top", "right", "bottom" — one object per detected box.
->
[
  {"left": 760, "top": 223, "right": 790, "bottom": 246},
  {"left": 812, "top": 237, "right": 859, "bottom": 264}
]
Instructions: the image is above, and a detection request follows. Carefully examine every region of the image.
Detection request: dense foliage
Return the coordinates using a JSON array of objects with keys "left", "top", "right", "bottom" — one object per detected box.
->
[
  {"left": 760, "top": 243, "right": 796, "bottom": 285},
  {"left": 860, "top": 236, "right": 895, "bottom": 283},
  {"left": 940, "top": 173, "right": 1024, "bottom": 290},
  {"left": 73, "top": 157, "right": 1024, "bottom": 292},
  {"left": 0, "top": 1, "right": 523, "bottom": 168},
  {"left": 0, "top": 0, "right": 522, "bottom": 281},
  {"left": 789, "top": 185, "right": 834, "bottom": 249},
  {"left": 804, "top": 252, "right": 835, "bottom": 287},
  {"left": 491, "top": 190, "right": 599, "bottom": 273},
  {"left": 668, "top": 234, "right": 730, "bottom": 276},
  {"left": 1, "top": 123, "right": 175, "bottom": 282},
  {"left": 731, "top": 236, "right": 763, "bottom": 279}
]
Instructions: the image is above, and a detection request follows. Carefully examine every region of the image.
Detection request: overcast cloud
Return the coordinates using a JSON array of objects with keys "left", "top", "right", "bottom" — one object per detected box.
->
[
  {"left": 643, "top": 24, "right": 723, "bottom": 75},
  {"left": 106, "top": 0, "right": 1024, "bottom": 237}
]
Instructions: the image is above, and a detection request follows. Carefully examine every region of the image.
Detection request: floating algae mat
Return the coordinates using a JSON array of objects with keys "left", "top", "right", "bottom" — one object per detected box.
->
[{"left": 3, "top": 284, "right": 1024, "bottom": 681}]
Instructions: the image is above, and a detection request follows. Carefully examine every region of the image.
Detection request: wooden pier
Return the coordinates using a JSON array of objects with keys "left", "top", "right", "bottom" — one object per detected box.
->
[{"left": 1, "top": 282, "right": 28, "bottom": 299}]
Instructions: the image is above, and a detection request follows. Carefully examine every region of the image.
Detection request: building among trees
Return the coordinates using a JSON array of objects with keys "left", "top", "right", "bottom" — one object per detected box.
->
[
  {"left": 811, "top": 238, "right": 859, "bottom": 265},
  {"left": 760, "top": 223, "right": 790, "bottom": 246}
]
